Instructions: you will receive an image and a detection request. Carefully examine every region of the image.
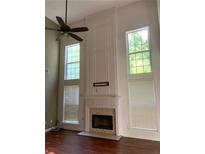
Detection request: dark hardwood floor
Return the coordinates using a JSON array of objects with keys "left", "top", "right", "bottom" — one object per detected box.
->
[{"left": 45, "top": 130, "right": 160, "bottom": 154}]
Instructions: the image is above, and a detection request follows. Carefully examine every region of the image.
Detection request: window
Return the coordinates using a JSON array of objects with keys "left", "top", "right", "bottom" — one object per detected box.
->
[
  {"left": 128, "top": 79, "right": 157, "bottom": 130},
  {"left": 64, "top": 43, "right": 80, "bottom": 80},
  {"left": 63, "top": 85, "right": 79, "bottom": 124},
  {"left": 126, "top": 27, "right": 157, "bottom": 130},
  {"left": 126, "top": 27, "right": 151, "bottom": 75}
]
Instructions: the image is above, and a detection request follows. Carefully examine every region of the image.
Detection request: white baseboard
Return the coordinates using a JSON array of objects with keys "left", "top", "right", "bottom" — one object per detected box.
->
[
  {"left": 120, "top": 129, "right": 160, "bottom": 141},
  {"left": 45, "top": 127, "right": 56, "bottom": 133}
]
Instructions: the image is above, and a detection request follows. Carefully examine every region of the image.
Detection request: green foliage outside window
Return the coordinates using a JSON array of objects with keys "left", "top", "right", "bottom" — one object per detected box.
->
[{"left": 127, "top": 29, "right": 151, "bottom": 74}]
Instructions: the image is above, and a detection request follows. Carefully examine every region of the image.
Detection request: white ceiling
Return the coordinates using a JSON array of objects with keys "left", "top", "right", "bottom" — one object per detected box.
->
[{"left": 45, "top": 0, "right": 140, "bottom": 24}]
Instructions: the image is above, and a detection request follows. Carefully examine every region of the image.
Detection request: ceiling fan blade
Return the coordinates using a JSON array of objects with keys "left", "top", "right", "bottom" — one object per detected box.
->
[
  {"left": 45, "top": 27, "right": 60, "bottom": 31},
  {"left": 68, "top": 33, "right": 83, "bottom": 42},
  {"left": 63, "top": 25, "right": 71, "bottom": 30},
  {"left": 69, "top": 27, "right": 89, "bottom": 32},
  {"left": 56, "top": 16, "right": 66, "bottom": 27}
]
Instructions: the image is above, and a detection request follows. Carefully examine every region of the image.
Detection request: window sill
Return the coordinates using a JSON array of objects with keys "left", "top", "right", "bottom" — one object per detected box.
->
[
  {"left": 128, "top": 73, "right": 153, "bottom": 80},
  {"left": 63, "top": 120, "right": 79, "bottom": 125}
]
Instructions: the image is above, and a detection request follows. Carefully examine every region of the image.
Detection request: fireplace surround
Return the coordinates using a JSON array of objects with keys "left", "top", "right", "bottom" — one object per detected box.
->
[
  {"left": 90, "top": 108, "right": 115, "bottom": 134},
  {"left": 78, "top": 96, "right": 121, "bottom": 140}
]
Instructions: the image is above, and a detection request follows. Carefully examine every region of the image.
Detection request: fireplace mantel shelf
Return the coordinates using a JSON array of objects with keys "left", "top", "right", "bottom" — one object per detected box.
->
[{"left": 84, "top": 96, "right": 120, "bottom": 100}]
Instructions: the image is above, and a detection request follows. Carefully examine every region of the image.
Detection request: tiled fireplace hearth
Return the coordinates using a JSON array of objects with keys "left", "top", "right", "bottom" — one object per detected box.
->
[{"left": 78, "top": 96, "right": 121, "bottom": 140}]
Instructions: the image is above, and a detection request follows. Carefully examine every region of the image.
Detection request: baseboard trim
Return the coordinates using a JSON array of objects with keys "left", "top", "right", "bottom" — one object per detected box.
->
[
  {"left": 121, "top": 130, "right": 160, "bottom": 141},
  {"left": 45, "top": 127, "right": 56, "bottom": 133}
]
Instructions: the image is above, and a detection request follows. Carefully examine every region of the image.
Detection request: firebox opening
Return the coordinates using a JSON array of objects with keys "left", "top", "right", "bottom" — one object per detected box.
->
[{"left": 92, "top": 115, "right": 113, "bottom": 130}]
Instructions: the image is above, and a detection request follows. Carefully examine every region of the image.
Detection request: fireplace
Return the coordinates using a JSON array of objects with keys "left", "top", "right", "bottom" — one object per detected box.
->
[
  {"left": 89, "top": 108, "right": 116, "bottom": 134},
  {"left": 78, "top": 96, "right": 121, "bottom": 140},
  {"left": 92, "top": 115, "right": 113, "bottom": 130}
]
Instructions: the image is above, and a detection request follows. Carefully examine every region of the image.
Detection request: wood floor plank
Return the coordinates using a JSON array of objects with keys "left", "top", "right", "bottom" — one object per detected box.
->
[{"left": 45, "top": 130, "right": 160, "bottom": 154}]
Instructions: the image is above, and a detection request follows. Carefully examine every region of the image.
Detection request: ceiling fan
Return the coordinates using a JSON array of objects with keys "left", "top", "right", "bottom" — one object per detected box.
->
[{"left": 46, "top": 0, "right": 89, "bottom": 41}]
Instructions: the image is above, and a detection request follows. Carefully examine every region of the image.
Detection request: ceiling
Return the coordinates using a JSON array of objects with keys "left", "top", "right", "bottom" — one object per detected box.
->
[{"left": 45, "top": 0, "right": 140, "bottom": 24}]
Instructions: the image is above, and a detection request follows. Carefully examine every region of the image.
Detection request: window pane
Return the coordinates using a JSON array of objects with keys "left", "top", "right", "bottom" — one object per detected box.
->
[
  {"left": 127, "top": 28, "right": 151, "bottom": 75},
  {"left": 136, "top": 53, "right": 143, "bottom": 59},
  {"left": 128, "top": 32, "right": 142, "bottom": 53},
  {"left": 63, "top": 85, "right": 79, "bottom": 124},
  {"left": 136, "top": 66, "right": 143, "bottom": 74},
  {"left": 128, "top": 28, "right": 149, "bottom": 54},
  {"left": 144, "top": 66, "right": 151, "bottom": 73},
  {"left": 143, "top": 52, "right": 150, "bottom": 59},
  {"left": 133, "top": 32, "right": 142, "bottom": 44},
  {"left": 130, "top": 67, "right": 137, "bottom": 74},
  {"left": 128, "top": 79, "right": 157, "bottom": 129},
  {"left": 128, "top": 33, "right": 135, "bottom": 53},
  {"left": 136, "top": 59, "right": 143, "bottom": 66},
  {"left": 67, "top": 44, "right": 80, "bottom": 63},
  {"left": 128, "top": 52, "right": 152, "bottom": 75},
  {"left": 129, "top": 56, "right": 136, "bottom": 68},
  {"left": 141, "top": 43, "right": 149, "bottom": 51},
  {"left": 143, "top": 59, "right": 150, "bottom": 65},
  {"left": 139, "top": 29, "right": 149, "bottom": 44},
  {"left": 129, "top": 54, "right": 134, "bottom": 60},
  {"left": 135, "top": 44, "right": 142, "bottom": 52},
  {"left": 65, "top": 43, "right": 80, "bottom": 80},
  {"left": 66, "top": 62, "right": 80, "bottom": 80}
]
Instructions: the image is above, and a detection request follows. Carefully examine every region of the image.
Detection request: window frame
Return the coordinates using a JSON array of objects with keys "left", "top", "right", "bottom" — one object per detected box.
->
[
  {"left": 62, "top": 43, "right": 81, "bottom": 125},
  {"left": 64, "top": 43, "right": 80, "bottom": 81},
  {"left": 126, "top": 27, "right": 152, "bottom": 80},
  {"left": 63, "top": 85, "right": 80, "bottom": 124}
]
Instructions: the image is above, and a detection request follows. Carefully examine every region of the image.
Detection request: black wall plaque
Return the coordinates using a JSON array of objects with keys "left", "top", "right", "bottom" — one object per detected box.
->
[{"left": 93, "top": 81, "right": 109, "bottom": 87}]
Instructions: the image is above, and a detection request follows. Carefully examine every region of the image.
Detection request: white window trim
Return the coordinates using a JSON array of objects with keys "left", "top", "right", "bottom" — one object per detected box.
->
[
  {"left": 125, "top": 26, "right": 153, "bottom": 80},
  {"left": 62, "top": 43, "right": 81, "bottom": 125},
  {"left": 62, "top": 85, "right": 80, "bottom": 124},
  {"left": 64, "top": 43, "right": 80, "bottom": 81}
]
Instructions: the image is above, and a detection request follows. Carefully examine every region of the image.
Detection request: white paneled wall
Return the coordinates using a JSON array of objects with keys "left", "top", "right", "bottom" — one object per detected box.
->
[{"left": 85, "top": 9, "right": 117, "bottom": 96}]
